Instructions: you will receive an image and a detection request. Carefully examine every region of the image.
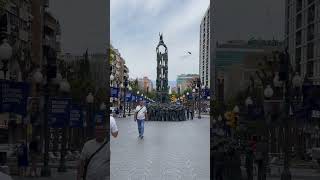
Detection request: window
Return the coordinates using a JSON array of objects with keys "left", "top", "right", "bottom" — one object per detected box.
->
[
  {"left": 307, "top": 61, "right": 314, "bottom": 77},
  {"left": 308, "top": 5, "right": 315, "bottom": 23},
  {"left": 307, "top": 42, "right": 314, "bottom": 59},
  {"left": 296, "top": 13, "right": 302, "bottom": 29},
  {"left": 308, "top": 0, "right": 315, "bottom": 5},
  {"left": 296, "top": 30, "right": 302, "bottom": 45},
  {"left": 296, "top": 47, "right": 301, "bottom": 73},
  {"left": 297, "top": 0, "right": 302, "bottom": 12},
  {"left": 307, "top": 24, "right": 314, "bottom": 41}
]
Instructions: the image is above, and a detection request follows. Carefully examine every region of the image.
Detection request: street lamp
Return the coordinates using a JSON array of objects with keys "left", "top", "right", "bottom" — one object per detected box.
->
[
  {"left": 245, "top": 97, "right": 253, "bottom": 107},
  {"left": 123, "top": 79, "right": 128, "bottom": 118},
  {"left": 58, "top": 79, "right": 70, "bottom": 172},
  {"left": 264, "top": 85, "right": 274, "bottom": 98},
  {"left": 86, "top": 93, "right": 94, "bottom": 138},
  {"left": 0, "top": 39, "right": 12, "bottom": 79},
  {"left": 197, "top": 80, "right": 202, "bottom": 119},
  {"left": 128, "top": 85, "right": 133, "bottom": 116},
  {"left": 192, "top": 89, "right": 196, "bottom": 118},
  {"left": 292, "top": 72, "right": 302, "bottom": 88},
  {"left": 233, "top": 105, "right": 240, "bottom": 113}
]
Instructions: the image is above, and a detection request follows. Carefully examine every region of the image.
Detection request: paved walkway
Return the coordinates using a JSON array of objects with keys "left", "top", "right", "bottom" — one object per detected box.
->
[
  {"left": 12, "top": 169, "right": 76, "bottom": 180},
  {"left": 110, "top": 115, "right": 210, "bottom": 180}
]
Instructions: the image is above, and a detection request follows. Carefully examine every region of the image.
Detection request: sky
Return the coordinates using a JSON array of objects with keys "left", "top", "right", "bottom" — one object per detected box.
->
[
  {"left": 111, "top": 0, "right": 210, "bottom": 81},
  {"left": 50, "top": 0, "right": 108, "bottom": 55}
]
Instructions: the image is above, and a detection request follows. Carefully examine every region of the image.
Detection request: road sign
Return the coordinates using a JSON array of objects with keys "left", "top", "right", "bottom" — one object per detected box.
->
[
  {"left": 0, "top": 80, "right": 30, "bottom": 116},
  {"left": 48, "top": 98, "right": 71, "bottom": 128},
  {"left": 69, "top": 104, "right": 83, "bottom": 128}
]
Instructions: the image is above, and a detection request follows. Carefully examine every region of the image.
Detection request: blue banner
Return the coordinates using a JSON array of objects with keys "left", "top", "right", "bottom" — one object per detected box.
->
[
  {"left": 69, "top": 104, "right": 83, "bottom": 128},
  {"left": 0, "top": 80, "right": 30, "bottom": 116},
  {"left": 48, "top": 98, "right": 71, "bottom": 128},
  {"left": 94, "top": 111, "right": 105, "bottom": 124},
  {"left": 111, "top": 87, "right": 119, "bottom": 98},
  {"left": 126, "top": 92, "right": 132, "bottom": 102},
  {"left": 132, "top": 95, "right": 136, "bottom": 101}
]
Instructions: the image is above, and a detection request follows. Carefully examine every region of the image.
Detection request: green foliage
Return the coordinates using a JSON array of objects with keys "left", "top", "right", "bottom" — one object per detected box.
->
[{"left": 0, "top": 0, "right": 8, "bottom": 15}]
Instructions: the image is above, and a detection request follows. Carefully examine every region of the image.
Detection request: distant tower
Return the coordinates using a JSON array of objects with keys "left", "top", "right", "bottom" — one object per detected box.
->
[{"left": 156, "top": 33, "right": 169, "bottom": 103}]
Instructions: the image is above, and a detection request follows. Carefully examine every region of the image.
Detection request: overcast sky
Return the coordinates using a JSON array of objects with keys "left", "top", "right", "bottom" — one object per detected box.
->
[
  {"left": 111, "top": 0, "right": 210, "bottom": 81},
  {"left": 50, "top": 0, "right": 108, "bottom": 55}
]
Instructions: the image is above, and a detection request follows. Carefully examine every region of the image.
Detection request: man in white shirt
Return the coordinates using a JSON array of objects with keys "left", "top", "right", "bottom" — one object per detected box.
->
[
  {"left": 110, "top": 115, "right": 118, "bottom": 138},
  {"left": 134, "top": 100, "right": 147, "bottom": 139},
  {"left": 77, "top": 117, "right": 115, "bottom": 180}
]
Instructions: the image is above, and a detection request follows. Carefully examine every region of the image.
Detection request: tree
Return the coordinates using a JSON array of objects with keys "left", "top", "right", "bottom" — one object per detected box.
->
[{"left": 0, "top": 0, "right": 8, "bottom": 15}]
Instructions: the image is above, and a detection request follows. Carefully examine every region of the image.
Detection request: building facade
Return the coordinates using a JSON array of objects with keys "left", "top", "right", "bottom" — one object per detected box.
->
[
  {"left": 110, "top": 46, "right": 128, "bottom": 88},
  {"left": 137, "top": 76, "right": 153, "bottom": 93},
  {"left": 176, "top": 74, "right": 199, "bottom": 93},
  {"left": 199, "top": 6, "right": 210, "bottom": 88},
  {"left": 285, "top": 0, "right": 320, "bottom": 84},
  {"left": 217, "top": 40, "right": 282, "bottom": 100}
]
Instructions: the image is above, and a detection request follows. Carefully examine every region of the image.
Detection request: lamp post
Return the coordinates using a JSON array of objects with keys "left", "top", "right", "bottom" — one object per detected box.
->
[
  {"left": 128, "top": 86, "right": 132, "bottom": 116},
  {"left": 197, "top": 79, "right": 202, "bottom": 119},
  {"left": 0, "top": 39, "right": 12, "bottom": 79},
  {"left": 86, "top": 93, "right": 94, "bottom": 139},
  {"left": 58, "top": 79, "right": 70, "bottom": 172},
  {"left": 123, "top": 79, "right": 128, "bottom": 118},
  {"left": 192, "top": 89, "right": 196, "bottom": 120},
  {"left": 31, "top": 69, "right": 43, "bottom": 141}
]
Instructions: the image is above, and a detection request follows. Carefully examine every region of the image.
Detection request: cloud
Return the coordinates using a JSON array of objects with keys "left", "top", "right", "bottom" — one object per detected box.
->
[{"left": 111, "top": 0, "right": 209, "bottom": 81}]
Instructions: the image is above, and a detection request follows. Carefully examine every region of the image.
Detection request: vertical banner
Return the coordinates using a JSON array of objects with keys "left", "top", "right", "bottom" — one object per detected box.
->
[
  {"left": 126, "top": 92, "right": 132, "bottom": 102},
  {"left": 0, "top": 80, "right": 30, "bottom": 116},
  {"left": 94, "top": 111, "right": 105, "bottom": 124},
  {"left": 111, "top": 87, "right": 119, "bottom": 98},
  {"left": 69, "top": 104, "right": 83, "bottom": 128},
  {"left": 48, "top": 98, "right": 71, "bottom": 128}
]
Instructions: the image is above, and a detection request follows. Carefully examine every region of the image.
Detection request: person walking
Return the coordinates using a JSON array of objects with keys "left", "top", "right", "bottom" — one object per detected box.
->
[
  {"left": 134, "top": 100, "right": 147, "bottom": 139},
  {"left": 29, "top": 136, "right": 40, "bottom": 177},
  {"left": 186, "top": 107, "right": 190, "bottom": 120},
  {"left": 77, "top": 122, "right": 110, "bottom": 180},
  {"left": 110, "top": 115, "right": 118, "bottom": 138},
  {"left": 17, "top": 141, "right": 28, "bottom": 177}
]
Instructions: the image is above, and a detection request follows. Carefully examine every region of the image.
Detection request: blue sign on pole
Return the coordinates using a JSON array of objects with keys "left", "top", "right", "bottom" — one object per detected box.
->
[
  {"left": 48, "top": 98, "right": 71, "bottom": 128},
  {"left": 126, "top": 92, "right": 132, "bottom": 102},
  {"left": 94, "top": 111, "right": 105, "bottom": 124},
  {"left": 111, "top": 87, "right": 119, "bottom": 98},
  {"left": 69, "top": 104, "right": 83, "bottom": 128},
  {"left": 132, "top": 95, "right": 136, "bottom": 102},
  {"left": 0, "top": 80, "right": 30, "bottom": 116}
]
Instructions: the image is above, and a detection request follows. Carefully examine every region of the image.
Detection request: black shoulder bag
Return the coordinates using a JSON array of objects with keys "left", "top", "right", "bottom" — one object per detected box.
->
[
  {"left": 134, "top": 106, "right": 144, "bottom": 120},
  {"left": 83, "top": 141, "right": 108, "bottom": 180}
]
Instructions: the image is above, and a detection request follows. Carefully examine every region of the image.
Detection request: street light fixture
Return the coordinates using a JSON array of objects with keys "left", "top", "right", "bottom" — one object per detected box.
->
[
  {"left": 292, "top": 72, "right": 302, "bottom": 88},
  {"left": 233, "top": 105, "right": 240, "bottom": 113},
  {"left": 32, "top": 69, "right": 43, "bottom": 84},
  {"left": 59, "top": 79, "right": 70, "bottom": 93},
  {"left": 0, "top": 39, "right": 12, "bottom": 79},
  {"left": 245, "top": 97, "right": 253, "bottom": 106},
  {"left": 264, "top": 85, "right": 274, "bottom": 98},
  {"left": 0, "top": 39, "right": 12, "bottom": 60}
]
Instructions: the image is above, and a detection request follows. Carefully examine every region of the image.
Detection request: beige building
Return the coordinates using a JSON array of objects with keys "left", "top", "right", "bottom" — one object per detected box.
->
[
  {"left": 137, "top": 77, "right": 153, "bottom": 92},
  {"left": 110, "top": 46, "right": 128, "bottom": 88}
]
